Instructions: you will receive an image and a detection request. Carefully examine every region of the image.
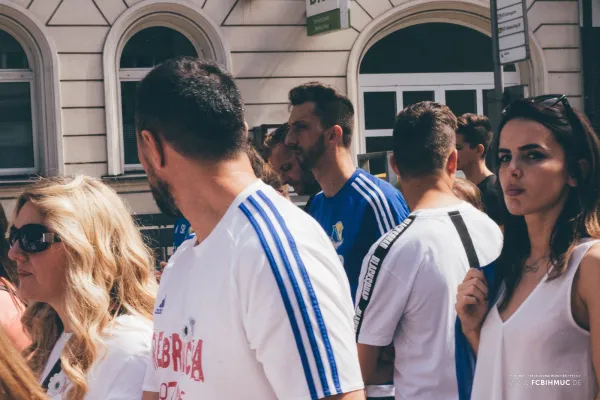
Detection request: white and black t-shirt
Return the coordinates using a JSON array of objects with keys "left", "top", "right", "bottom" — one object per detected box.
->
[
  {"left": 40, "top": 315, "right": 153, "bottom": 399},
  {"left": 355, "top": 202, "right": 503, "bottom": 400},
  {"left": 145, "top": 180, "right": 364, "bottom": 399}
]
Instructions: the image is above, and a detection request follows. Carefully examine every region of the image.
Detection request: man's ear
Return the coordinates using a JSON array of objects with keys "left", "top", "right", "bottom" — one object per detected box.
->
[
  {"left": 476, "top": 144, "right": 485, "bottom": 157},
  {"left": 139, "top": 129, "right": 165, "bottom": 168},
  {"left": 446, "top": 149, "right": 458, "bottom": 175},
  {"left": 330, "top": 125, "right": 343, "bottom": 143},
  {"left": 243, "top": 121, "right": 249, "bottom": 138},
  {"left": 568, "top": 159, "right": 590, "bottom": 187},
  {"left": 390, "top": 154, "right": 399, "bottom": 176}
]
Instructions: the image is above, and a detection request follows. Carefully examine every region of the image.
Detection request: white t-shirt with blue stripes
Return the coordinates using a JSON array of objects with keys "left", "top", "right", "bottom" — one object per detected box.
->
[{"left": 144, "top": 180, "right": 364, "bottom": 399}]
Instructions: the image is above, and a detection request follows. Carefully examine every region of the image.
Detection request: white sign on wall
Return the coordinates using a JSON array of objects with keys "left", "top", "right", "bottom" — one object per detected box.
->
[
  {"left": 306, "top": 0, "right": 350, "bottom": 36},
  {"left": 496, "top": 0, "right": 529, "bottom": 64}
]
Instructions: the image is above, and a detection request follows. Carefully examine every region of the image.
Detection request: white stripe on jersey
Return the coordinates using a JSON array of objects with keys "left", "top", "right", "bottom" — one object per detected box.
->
[
  {"left": 354, "top": 176, "right": 393, "bottom": 233},
  {"left": 351, "top": 182, "right": 387, "bottom": 235},
  {"left": 357, "top": 174, "right": 397, "bottom": 229}
]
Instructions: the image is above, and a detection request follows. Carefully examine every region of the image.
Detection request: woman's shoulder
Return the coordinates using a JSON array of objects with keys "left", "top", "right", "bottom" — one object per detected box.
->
[
  {"left": 574, "top": 240, "right": 600, "bottom": 304},
  {"left": 99, "top": 314, "right": 153, "bottom": 361}
]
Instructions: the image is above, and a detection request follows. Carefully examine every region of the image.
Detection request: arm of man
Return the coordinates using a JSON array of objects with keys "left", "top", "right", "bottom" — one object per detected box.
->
[
  {"left": 575, "top": 245, "right": 600, "bottom": 399},
  {"left": 354, "top": 227, "right": 422, "bottom": 385},
  {"left": 236, "top": 210, "right": 364, "bottom": 400},
  {"left": 142, "top": 392, "right": 158, "bottom": 400}
]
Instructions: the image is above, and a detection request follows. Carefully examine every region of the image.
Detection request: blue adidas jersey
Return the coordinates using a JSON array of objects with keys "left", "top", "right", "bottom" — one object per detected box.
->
[
  {"left": 307, "top": 169, "right": 410, "bottom": 297},
  {"left": 173, "top": 217, "right": 195, "bottom": 252}
]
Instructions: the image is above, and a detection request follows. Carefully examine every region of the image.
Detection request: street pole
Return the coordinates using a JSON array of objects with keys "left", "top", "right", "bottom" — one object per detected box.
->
[{"left": 490, "top": 0, "right": 504, "bottom": 132}]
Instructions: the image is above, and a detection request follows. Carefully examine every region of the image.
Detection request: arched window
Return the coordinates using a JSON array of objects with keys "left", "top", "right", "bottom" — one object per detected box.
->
[
  {"left": 119, "top": 27, "right": 197, "bottom": 170},
  {"left": 0, "top": 29, "right": 36, "bottom": 176},
  {"left": 358, "top": 23, "right": 523, "bottom": 174}
]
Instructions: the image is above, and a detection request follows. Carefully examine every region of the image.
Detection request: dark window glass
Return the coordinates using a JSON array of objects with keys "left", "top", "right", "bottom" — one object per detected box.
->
[
  {"left": 364, "top": 91, "right": 397, "bottom": 130},
  {"left": 121, "top": 81, "right": 140, "bottom": 166},
  {"left": 0, "top": 30, "right": 29, "bottom": 69},
  {"left": 445, "top": 90, "right": 477, "bottom": 117},
  {"left": 360, "top": 23, "right": 519, "bottom": 74},
  {"left": 403, "top": 91, "right": 434, "bottom": 108},
  {"left": 0, "top": 82, "right": 34, "bottom": 169},
  {"left": 120, "top": 27, "right": 198, "bottom": 69}
]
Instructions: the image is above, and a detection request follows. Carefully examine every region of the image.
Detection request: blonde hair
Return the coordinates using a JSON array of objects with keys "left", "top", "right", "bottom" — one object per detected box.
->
[
  {"left": 0, "top": 326, "right": 47, "bottom": 400},
  {"left": 17, "top": 176, "right": 158, "bottom": 399}
]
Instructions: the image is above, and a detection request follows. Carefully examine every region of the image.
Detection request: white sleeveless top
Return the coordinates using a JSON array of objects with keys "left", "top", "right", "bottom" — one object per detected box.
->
[{"left": 471, "top": 239, "right": 599, "bottom": 400}]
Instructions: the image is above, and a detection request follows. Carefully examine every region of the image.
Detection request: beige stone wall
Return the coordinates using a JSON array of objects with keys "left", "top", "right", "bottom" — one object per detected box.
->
[
  {"left": 0, "top": 0, "right": 585, "bottom": 217},
  {"left": 527, "top": 0, "right": 583, "bottom": 110}
]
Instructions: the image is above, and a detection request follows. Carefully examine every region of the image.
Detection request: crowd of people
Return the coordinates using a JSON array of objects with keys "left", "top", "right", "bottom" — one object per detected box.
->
[{"left": 0, "top": 57, "right": 599, "bottom": 400}]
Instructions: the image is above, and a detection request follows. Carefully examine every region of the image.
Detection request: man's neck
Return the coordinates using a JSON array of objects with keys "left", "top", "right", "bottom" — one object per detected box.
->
[
  {"left": 463, "top": 160, "right": 493, "bottom": 186},
  {"left": 401, "top": 175, "right": 462, "bottom": 212},
  {"left": 312, "top": 150, "right": 356, "bottom": 198},
  {"left": 173, "top": 156, "right": 258, "bottom": 244}
]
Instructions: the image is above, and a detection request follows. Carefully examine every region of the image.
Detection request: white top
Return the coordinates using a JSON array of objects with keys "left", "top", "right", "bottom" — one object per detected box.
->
[
  {"left": 355, "top": 202, "right": 503, "bottom": 400},
  {"left": 40, "top": 314, "right": 153, "bottom": 399},
  {"left": 144, "top": 180, "right": 363, "bottom": 399},
  {"left": 471, "top": 239, "right": 600, "bottom": 400}
]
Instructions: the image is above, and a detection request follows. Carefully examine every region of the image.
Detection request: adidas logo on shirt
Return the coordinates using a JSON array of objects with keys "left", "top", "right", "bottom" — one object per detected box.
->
[{"left": 155, "top": 297, "right": 166, "bottom": 315}]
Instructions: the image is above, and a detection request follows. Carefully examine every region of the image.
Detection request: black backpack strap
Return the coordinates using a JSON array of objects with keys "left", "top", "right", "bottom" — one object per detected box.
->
[
  {"left": 354, "top": 215, "right": 416, "bottom": 339},
  {"left": 448, "top": 210, "right": 480, "bottom": 269},
  {"left": 41, "top": 357, "right": 62, "bottom": 391}
]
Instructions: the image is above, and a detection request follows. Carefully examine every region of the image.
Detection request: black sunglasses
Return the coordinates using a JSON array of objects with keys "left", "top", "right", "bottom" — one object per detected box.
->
[
  {"left": 8, "top": 224, "right": 61, "bottom": 253},
  {"left": 502, "top": 94, "right": 575, "bottom": 119}
]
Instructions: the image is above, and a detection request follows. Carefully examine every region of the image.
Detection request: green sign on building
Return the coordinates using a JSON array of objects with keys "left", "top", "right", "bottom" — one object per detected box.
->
[{"left": 307, "top": 0, "right": 350, "bottom": 36}]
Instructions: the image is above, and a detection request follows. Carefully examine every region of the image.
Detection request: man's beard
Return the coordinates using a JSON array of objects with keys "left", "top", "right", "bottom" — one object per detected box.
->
[
  {"left": 297, "top": 131, "right": 326, "bottom": 171},
  {"left": 148, "top": 171, "right": 183, "bottom": 219}
]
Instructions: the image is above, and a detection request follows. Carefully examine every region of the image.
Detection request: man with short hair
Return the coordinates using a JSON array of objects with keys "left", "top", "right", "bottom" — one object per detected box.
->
[
  {"left": 455, "top": 113, "right": 505, "bottom": 225},
  {"left": 285, "top": 82, "right": 409, "bottom": 297},
  {"left": 263, "top": 123, "right": 321, "bottom": 209},
  {"left": 285, "top": 82, "right": 409, "bottom": 400},
  {"left": 355, "top": 102, "right": 502, "bottom": 400},
  {"left": 137, "top": 58, "right": 365, "bottom": 400}
]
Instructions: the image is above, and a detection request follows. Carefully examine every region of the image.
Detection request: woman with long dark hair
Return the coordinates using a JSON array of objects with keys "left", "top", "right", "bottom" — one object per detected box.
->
[
  {"left": 0, "top": 203, "right": 29, "bottom": 351},
  {"left": 456, "top": 95, "right": 600, "bottom": 399}
]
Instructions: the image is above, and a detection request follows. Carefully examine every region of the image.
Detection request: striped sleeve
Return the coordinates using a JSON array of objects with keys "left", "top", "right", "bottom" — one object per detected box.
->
[
  {"left": 238, "top": 190, "right": 364, "bottom": 400},
  {"left": 352, "top": 174, "right": 408, "bottom": 237}
]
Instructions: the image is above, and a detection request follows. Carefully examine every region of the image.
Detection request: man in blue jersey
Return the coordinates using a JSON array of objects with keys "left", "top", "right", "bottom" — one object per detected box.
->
[
  {"left": 285, "top": 82, "right": 409, "bottom": 400},
  {"left": 285, "top": 82, "right": 409, "bottom": 297}
]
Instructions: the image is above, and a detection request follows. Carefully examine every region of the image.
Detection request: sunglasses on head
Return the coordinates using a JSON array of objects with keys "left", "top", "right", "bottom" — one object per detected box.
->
[
  {"left": 502, "top": 94, "right": 574, "bottom": 118},
  {"left": 8, "top": 224, "right": 61, "bottom": 253}
]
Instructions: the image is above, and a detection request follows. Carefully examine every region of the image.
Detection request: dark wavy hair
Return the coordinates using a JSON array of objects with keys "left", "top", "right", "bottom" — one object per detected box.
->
[{"left": 493, "top": 98, "right": 600, "bottom": 310}]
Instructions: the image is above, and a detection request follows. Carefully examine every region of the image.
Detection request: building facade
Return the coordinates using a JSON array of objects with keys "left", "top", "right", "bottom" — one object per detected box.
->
[{"left": 0, "top": 0, "right": 591, "bottom": 218}]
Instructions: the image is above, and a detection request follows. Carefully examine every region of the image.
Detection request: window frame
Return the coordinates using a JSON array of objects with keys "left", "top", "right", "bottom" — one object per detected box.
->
[
  {"left": 104, "top": 1, "right": 232, "bottom": 177},
  {"left": 359, "top": 71, "right": 522, "bottom": 144},
  {"left": 118, "top": 25, "right": 201, "bottom": 172},
  {"left": 118, "top": 69, "right": 146, "bottom": 172},
  {"left": 0, "top": 27, "right": 39, "bottom": 177},
  {"left": 0, "top": 6, "right": 63, "bottom": 182}
]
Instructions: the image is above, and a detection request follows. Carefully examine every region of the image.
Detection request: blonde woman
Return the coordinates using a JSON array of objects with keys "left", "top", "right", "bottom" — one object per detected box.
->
[
  {"left": 8, "top": 176, "right": 158, "bottom": 399},
  {"left": 0, "top": 326, "right": 47, "bottom": 400}
]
